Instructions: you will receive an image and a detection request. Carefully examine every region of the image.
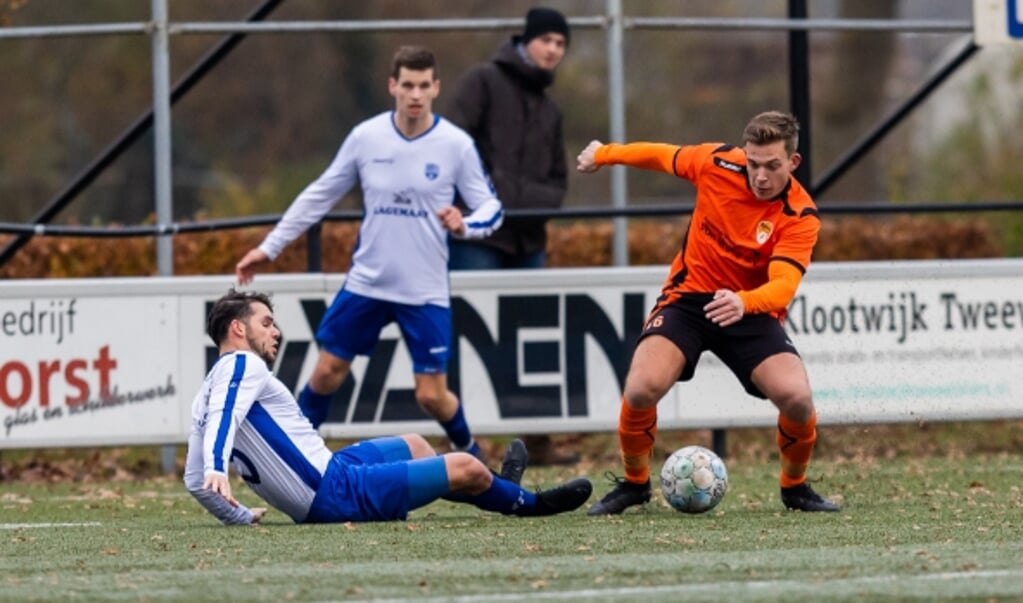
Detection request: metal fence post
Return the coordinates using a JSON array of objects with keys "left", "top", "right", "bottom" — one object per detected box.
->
[
  {"left": 606, "top": 0, "right": 628, "bottom": 267},
  {"left": 151, "top": 0, "right": 178, "bottom": 474}
]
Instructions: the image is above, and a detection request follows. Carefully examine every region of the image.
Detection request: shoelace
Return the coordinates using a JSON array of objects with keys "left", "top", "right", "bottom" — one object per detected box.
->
[
  {"left": 600, "top": 471, "right": 648, "bottom": 489},
  {"left": 601, "top": 470, "right": 627, "bottom": 488}
]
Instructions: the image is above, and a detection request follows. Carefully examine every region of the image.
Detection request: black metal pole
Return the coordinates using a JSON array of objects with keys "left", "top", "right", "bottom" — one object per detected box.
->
[
  {"left": 813, "top": 40, "right": 978, "bottom": 197},
  {"left": 307, "top": 222, "right": 323, "bottom": 273},
  {"left": 0, "top": 0, "right": 285, "bottom": 267},
  {"left": 789, "top": 0, "right": 812, "bottom": 186},
  {"left": 712, "top": 428, "right": 727, "bottom": 460}
]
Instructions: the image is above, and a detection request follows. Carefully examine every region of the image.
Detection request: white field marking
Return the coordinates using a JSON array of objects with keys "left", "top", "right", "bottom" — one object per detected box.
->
[
  {"left": 338, "top": 568, "right": 1023, "bottom": 603},
  {"left": 44, "top": 491, "right": 193, "bottom": 502},
  {"left": 0, "top": 522, "right": 102, "bottom": 530}
]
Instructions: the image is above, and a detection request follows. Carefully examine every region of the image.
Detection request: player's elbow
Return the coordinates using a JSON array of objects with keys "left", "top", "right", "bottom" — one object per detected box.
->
[{"left": 493, "top": 212, "right": 505, "bottom": 232}]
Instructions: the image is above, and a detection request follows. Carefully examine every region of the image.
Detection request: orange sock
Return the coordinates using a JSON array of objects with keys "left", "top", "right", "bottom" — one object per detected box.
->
[
  {"left": 618, "top": 398, "right": 657, "bottom": 485},
  {"left": 777, "top": 410, "right": 817, "bottom": 488}
]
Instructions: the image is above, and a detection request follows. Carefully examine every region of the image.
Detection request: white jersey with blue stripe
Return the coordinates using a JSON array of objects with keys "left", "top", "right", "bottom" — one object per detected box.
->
[
  {"left": 258, "top": 111, "right": 504, "bottom": 307},
  {"left": 184, "top": 351, "right": 332, "bottom": 524}
]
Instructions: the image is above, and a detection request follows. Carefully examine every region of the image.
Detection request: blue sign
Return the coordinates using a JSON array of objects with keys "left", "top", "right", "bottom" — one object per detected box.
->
[{"left": 1009, "top": 0, "right": 1023, "bottom": 38}]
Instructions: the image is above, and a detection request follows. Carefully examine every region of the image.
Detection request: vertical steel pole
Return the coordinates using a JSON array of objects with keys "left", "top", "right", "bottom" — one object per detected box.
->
[
  {"left": 606, "top": 0, "right": 628, "bottom": 266},
  {"left": 788, "top": 0, "right": 812, "bottom": 185},
  {"left": 151, "top": 0, "right": 177, "bottom": 473},
  {"left": 152, "top": 0, "right": 173, "bottom": 276}
]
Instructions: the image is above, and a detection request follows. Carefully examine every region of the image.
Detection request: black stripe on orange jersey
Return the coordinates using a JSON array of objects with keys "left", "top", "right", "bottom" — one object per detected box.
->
[
  {"left": 671, "top": 147, "right": 682, "bottom": 178},
  {"left": 657, "top": 233, "right": 692, "bottom": 302},
  {"left": 800, "top": 207, "right": 820, "bottom": 219},
  {"left": 772, "top": 181, "right": 797, "bottom": 216},
  {"left": 654, "top": 220, "right": 694, "bottom": 310},
  {"left": 770, "top": 255, "right": 808, "bottom": 275}
]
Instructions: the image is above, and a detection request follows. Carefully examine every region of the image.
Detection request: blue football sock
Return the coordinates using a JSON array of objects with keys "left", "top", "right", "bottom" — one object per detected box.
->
[
  {"left": 298, "top": 384, "right": 333, "bottom": 428},
  {"left": 468, "top": 475, "right": 538, "bottom": 516},
  {"left": 440, "top": 402, "right": 474, "bottom": 450},
  {"left": 406, "top": 456, "right": 451, "bottom": 511}
]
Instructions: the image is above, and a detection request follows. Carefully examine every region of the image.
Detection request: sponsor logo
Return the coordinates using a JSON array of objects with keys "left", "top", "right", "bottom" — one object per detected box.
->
[
  {"left": 374, "top": 206, "right": 428, "bottom": 218},
  {"left": 713, "top": 157, "right": 744, "bottom": 173},
  {"left": 372, "top": 157, "right": 395, "bottom": 164}
]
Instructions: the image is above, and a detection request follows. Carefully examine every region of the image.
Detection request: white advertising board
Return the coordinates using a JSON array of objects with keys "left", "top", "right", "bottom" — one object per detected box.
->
[
  {"left": 1, "top": 260, "right": 1021, "bottom": 449},
  {"left": 973, "top": 0, "right": 1023, "bottom": 45},
  {"left": 1, "top": 289, "right": 181, "bottom": 447}
]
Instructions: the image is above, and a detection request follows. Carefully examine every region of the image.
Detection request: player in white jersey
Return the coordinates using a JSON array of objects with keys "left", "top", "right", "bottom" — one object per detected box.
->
[
  {"left": 184, "top": 289, "right": 592, "bottom": 525},
  {"left": 235, "top": 46, "right": 502, "bottom": 461}
]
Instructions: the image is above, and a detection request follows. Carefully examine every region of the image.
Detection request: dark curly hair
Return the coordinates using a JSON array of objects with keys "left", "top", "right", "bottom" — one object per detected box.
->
[{"left": 206, "top": 288, "right": 274, "bottom": 346}]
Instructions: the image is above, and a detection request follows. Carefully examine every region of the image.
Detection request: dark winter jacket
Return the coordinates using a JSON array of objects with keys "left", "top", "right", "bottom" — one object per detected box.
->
[{"left": 446, "top": 38, "right": 567, "bottom": 256}]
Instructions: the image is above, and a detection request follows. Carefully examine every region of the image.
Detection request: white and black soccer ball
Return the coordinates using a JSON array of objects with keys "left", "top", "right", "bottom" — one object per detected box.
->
[{"left": 660, "top": 445, "right": 728, "bottom": 514}]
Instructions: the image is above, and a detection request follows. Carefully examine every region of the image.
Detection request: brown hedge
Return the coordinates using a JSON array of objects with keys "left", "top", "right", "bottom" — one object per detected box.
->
[{"left": 0, "top": 215, "right": 1003, "bottom": 279}]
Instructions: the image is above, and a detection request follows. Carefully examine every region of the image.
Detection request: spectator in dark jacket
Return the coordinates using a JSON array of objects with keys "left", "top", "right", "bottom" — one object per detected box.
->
[
  {"left": 446, "top": 6, "right": 569, "bottom": 270},
  {"left": 446, "top": 7, "right": 578, "bottom": 465}
]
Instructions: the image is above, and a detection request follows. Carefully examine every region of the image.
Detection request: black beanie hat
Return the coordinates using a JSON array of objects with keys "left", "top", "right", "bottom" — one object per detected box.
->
[{"left": 521, "top": 7, "right": 570, "bottom": 45}]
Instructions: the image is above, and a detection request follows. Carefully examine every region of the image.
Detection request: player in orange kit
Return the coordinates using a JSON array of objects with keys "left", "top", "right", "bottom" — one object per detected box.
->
[{"left": 577, "top": 111, "right": 839, "bottom": 514}]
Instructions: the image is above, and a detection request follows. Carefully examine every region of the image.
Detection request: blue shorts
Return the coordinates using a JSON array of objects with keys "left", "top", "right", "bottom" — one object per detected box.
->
[
  {"left": 317, "top": 289, "right": 451, "bottom": 374},
  {"left": 304, "top": 437, "right": 449, "bottom": 523},
  {"left": 305, "top": 437, "right": 410, "bottom": 523}
]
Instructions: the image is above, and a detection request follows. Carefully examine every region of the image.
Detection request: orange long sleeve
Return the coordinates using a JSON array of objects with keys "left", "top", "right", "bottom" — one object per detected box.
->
[
  {"left": 594, "top": 142, "right": 681, "bottom": 174},
  {"left": 736, "top": 260, "right": 804, "bottom": 315}
]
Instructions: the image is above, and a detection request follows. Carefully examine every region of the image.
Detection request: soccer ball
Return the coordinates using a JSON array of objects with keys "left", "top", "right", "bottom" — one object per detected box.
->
[{"left": 660, "top": 445, "right": 728, "bottom": 514}]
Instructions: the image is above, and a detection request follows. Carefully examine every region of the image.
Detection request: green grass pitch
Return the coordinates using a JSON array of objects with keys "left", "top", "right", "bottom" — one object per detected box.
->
[{"left": 3, "top": 434, "right": 1023, "bottom": 602}]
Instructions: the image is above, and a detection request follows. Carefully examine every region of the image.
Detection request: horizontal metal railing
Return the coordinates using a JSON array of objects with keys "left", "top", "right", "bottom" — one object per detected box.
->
[
  {"left": 0, "top": 17, "right": 971, "bottom": 40},
  {"left": 1, "top": 201, "right": 1019, "bottom": 238}
]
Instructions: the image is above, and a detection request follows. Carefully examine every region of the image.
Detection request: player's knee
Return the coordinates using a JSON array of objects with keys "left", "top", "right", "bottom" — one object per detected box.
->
[
  {"left": 775, "top": 390, "right": 814, "bottom": 423},
  {"left": 401, "top": 433, "right": 435, "bottom": 458},
  {"left": 463, "top": 456, "right": 492, "bottom": 487},
  {"left": 414, "top": 390, "right": 445, "bottom": 414},
  {"left": 623, "top": 378, "right": 667, "bottom": 409},
  {"left": 310, "top": 354, "right": 349, "bottom": 392},
  {"left": 446, "top": 452, "right": 491, "bottom": 493},
  {"left": 309, "top": 369, "right": 343, "bottom": 393}
]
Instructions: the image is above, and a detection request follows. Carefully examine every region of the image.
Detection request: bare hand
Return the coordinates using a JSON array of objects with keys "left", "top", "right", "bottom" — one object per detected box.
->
[
  {"left": 250, "top": 507, "right": 267, "bottom": 524},
  {"left": 235, "top": 248, "right": 270, "bottom": 285},
  {"left": 436, "top": 206, "right": 466, "bottom": 237},
  {"left": 203, "top": 473, "right": 238, "bottom": 508},
  {"left": 576, "top": 140, "right": 604, "bottom": 173},
  {"left": 704, "top": 290, "right": 745, "bottom": 327}
]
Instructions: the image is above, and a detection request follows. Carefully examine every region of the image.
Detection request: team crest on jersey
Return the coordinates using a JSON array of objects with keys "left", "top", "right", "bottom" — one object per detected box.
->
[
  {"left": 756, "top": 220, "right": 774, "bottom": 245},
  {"left": 424, "top": 163, "right": 439, "bottom": 180}
]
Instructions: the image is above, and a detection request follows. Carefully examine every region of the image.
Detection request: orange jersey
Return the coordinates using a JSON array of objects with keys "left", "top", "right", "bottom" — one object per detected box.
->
[{"left": 595, "top": 142, "right": 820, "bottom": 320}]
